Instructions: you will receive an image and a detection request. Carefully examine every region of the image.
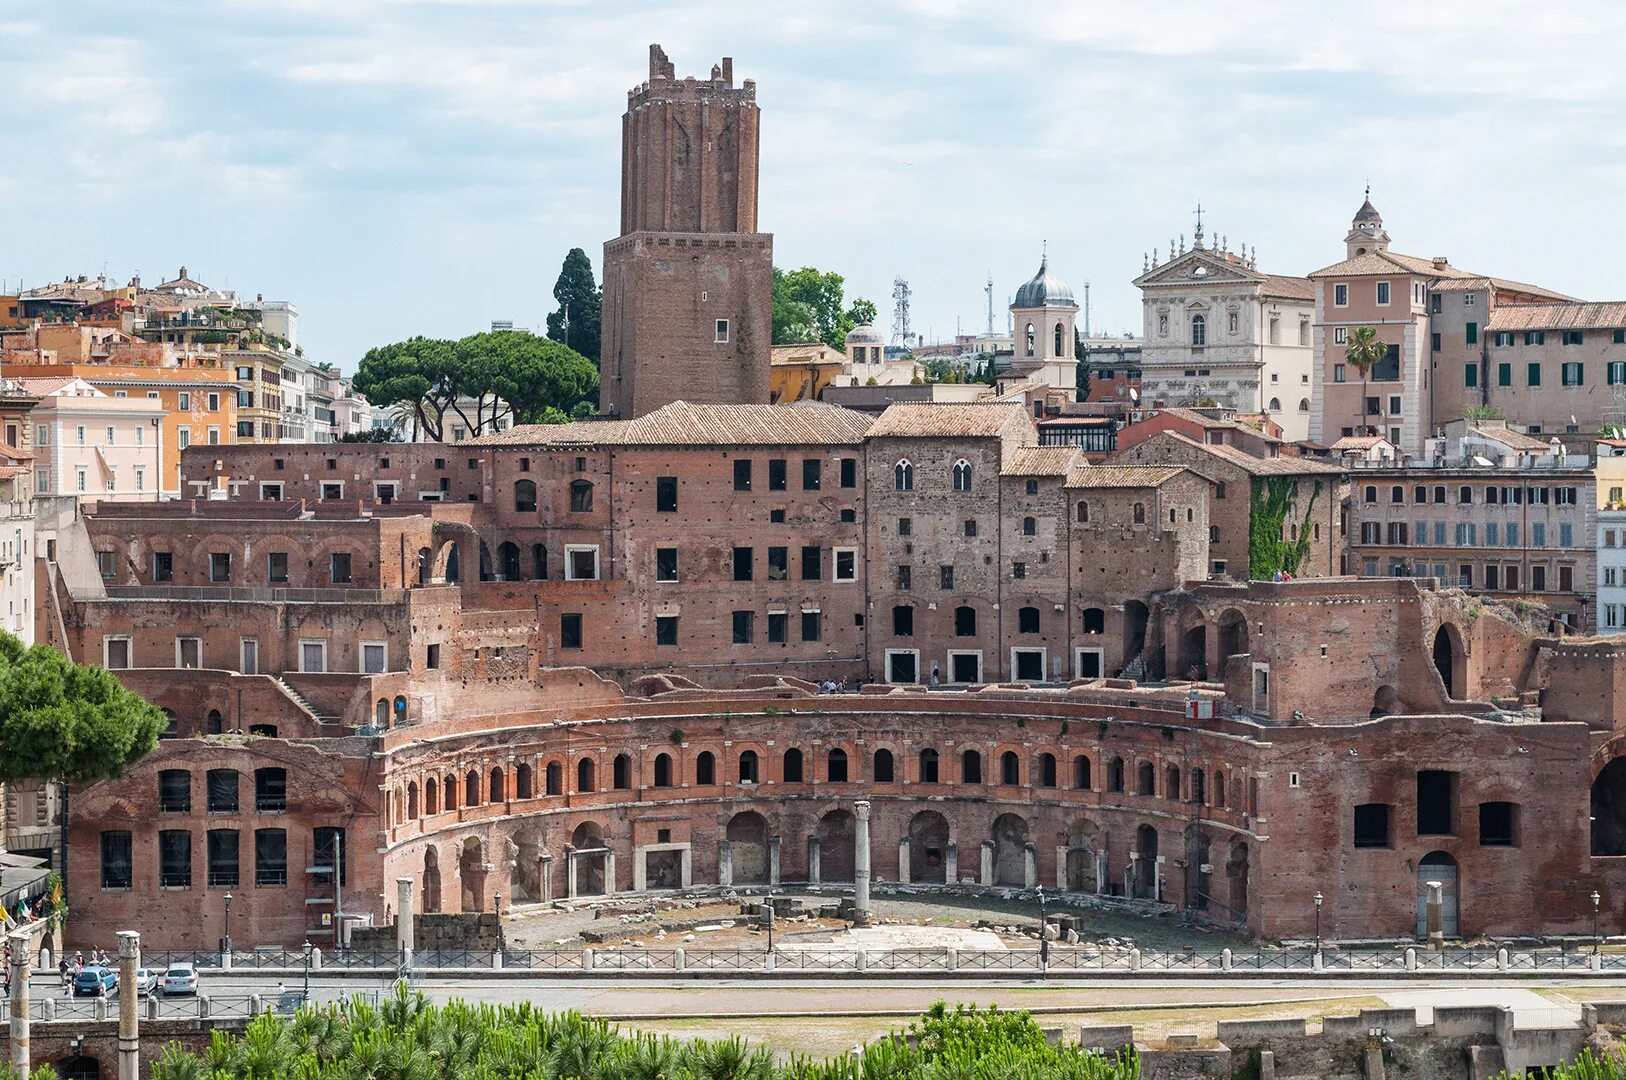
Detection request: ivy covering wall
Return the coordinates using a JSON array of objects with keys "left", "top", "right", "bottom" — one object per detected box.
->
[{"left": 1249, "top": 478, "right": 1320, "bottom": 579}]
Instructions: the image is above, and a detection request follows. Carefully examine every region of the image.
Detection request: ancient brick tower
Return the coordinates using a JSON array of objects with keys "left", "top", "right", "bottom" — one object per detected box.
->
[{"left": 599, "top": 44, "right": 773, "bottom": 418}]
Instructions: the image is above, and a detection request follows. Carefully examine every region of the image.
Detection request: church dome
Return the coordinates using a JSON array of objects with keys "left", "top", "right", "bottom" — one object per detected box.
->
[
  {"left": 1012, "top": 255, "right": 1077, "bottom": 309},
  {"left": 845, "top": 323, "right": 885, "bottom": 347}
]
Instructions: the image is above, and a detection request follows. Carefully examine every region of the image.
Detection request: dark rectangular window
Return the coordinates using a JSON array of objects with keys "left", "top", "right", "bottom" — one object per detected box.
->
[
  {"left": 426, "top": 644, "right": 440, "bottom": 669},
  {"left": 940, "top": 565, "right": 954, "bottom": 589},
  {"left": 101, "top": 831, "right": 132, "bottom": 889},
  {"left": 892, "top": 605, "right": 914, "bottom": 636},
  {"left": 733, "top": 546, "right": 753, "bottom": 581},
  {"left": 153, "top": 551, "right": 173, "bottom": 582},
  {"left": 1465, "top": 321, "right": 1478, "bottom": 345},
  {"left": 770, "top": 508, "right": 785, "bottom": 523},
  {"left": 1528, "top": 362, "right": 1542, "bottom": 387},
  {"left": 897, "top": 565, "right": 911, "bottom": 590},
  {"left": 839, "top": 458, "right": 857, "bottom": 488},
  {"left": 656, "top": 615, "right": 679, "bottom": 645},
  {"left": 1564, "top": 330, "right": 1585, "bottom": 345},
  {"left": 1431, "top": 332, "right": 1441, "bottom": 352},
  {"left": 158, "top": 769, "right": 191, "bottom": 813},
  {"left": 560, "top": 613, "right": 583, "bottom": 649},
  {"left": 802, "top": 459, "right": 821, "bottom": 491},
  {"left": 209, "top": 552, "right": 231, "bottom": 583},
  {"left": 732, "top": 610, "right": 754, "bottom": 644},
  {"left": 767, "top": 612, "right": 787, "bottom": 643},
  {"left": 1498, "top": 363, "right": 1512, "bottom": 387},
  {"left": 1353, "top": 803, "right": 1390, "bottom": 848},
  {"left": 898, "top": 517, "right": 912, "bottom": 536},
  {"left": 964, "top": 520, "right": 977, "bottom": 538},
  {"left": 655, "top": 476, "right": 678, "bottom": 512},
  {"left": 656, "top": 547, "right": 679, "bottom": 582},
  {"left": 255, "top": 828, "right": 287, "bottom": 886},
  {"left": 1464, "top": 363, "right": 1478, "bottom": 388},
  {"left": 255, "top": 768, "right": 286, "bottom": 812},
  {"left": 840, "top": 507, "right": 856, "bottom": 523},
  {"left": 1478, "top": 801, "right": 1517, "bottom": 847},
  {"left": 733, "top": 460, "right": 752, "bottom": 491},
  {"left": 801, "top": 545, "right": 822, "bottom": 580},
  {"left": 207, "top": 769, "right": 239, "bottom": 813},
  {"left": 207, "top": 829, "right": 240, "bottom": 887},
  {"left": 159, "top": 830, "right": 191, "bottom": 888},
  {"left": 801, "top": 610, "right": 822, "bottom": 642},
  {"left": 767, "top": 546, "right": 788, "bottom": 581},
  {"left": 768, "top": 459, "right": 787, "bottom": 491},
  {"left": 1416, "top": 770, "right": 1455, "bottom": 836},
  {"left": 330, "top": 552, "right": 352, "bottom": 585},
  {"left": 267, "top": 551, "right": 288, "bottom": 584}
]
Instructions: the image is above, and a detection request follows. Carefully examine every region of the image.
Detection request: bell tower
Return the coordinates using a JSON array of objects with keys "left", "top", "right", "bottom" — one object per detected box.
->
[
  {"left": 1345, "top": 186, "right": 1390, "bottom": 258},
  {"left": 599, "top": 45, "right": 773, "bottom": 418}
]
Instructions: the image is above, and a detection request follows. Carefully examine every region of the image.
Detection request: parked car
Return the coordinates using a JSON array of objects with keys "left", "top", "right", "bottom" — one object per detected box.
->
[
  {"left": 133, "top": 967, "right": 159, "bottom": 996},
  {"left": 72, "top": 966, "right": 117, "bottom": 997},
  {"left": 160, "top": 963, "right": 198, "bottom": 996}
]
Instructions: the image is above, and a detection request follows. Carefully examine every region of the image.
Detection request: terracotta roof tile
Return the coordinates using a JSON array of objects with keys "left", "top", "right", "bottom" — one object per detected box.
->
[
  {"left": 1259, "top": 274, "right": 1315, "bottom": 301},
  {"left": 1001, "top": 446, "right": 1079, "bottom": 476},
  {"left": 867, "top": 401, "right": 1032, "bottom": 439},
  {"left": 1064, "top": 464, "right": 1187, "bottom": 489},
  {"left": 1431, "top": 277, "right": 1575, "bottom": 301},
  {"left": 476, "top": 401, "right": 873, "bottom": 447},
  {"left": 1486, "top": 302, "right": 1626, "bottom": 332},
  {"left": 1129, "top": 430, "right": 1345, "bottom": 477},
  {"left": 1467, "top": 425, "right": 1551, "bottom": 452}
]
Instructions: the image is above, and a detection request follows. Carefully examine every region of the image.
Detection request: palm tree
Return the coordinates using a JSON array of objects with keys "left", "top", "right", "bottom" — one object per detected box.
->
[{"left": 1345, "top": 326, "right": 1389, "bottom": 438}]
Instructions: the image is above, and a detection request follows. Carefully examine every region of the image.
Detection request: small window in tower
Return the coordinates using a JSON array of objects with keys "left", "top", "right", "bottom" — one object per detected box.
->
[{"left": 715, "top": 319, "right": 730, "bottom": 343}]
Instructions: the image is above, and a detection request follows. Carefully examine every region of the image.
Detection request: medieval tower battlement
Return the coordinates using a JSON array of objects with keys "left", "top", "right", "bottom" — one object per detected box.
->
[{"left": 599, "top": 44, "right": 772, "bottom": 418}]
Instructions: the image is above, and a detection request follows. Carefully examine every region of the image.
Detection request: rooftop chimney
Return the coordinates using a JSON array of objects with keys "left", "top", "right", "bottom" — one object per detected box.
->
[{"left": 1432, "top": 257, "right": 1449, "bottom": 268}]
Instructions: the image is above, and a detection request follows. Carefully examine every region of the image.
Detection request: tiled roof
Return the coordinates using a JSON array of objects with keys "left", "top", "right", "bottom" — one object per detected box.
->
[
  {"left": 1467, "top": 425, "right": 1550, "bottom": 452},
  {"left": 1486, "top": 302, "right": 1626, "bottom": 332},
  {"left": 1431, "top": 277, "right": 1575, "bottom": 301},
  {"left": 1001, "top": 446, "right": 1079, "bottom": 476},
  {"left": 1259, "top": 274, "right": 1315, "bottom": 301},
  {"left": 1330, "top": 435, "right": 1388, "bottom": 450},
  {"left": 9, "top": 377, "right": 78, "bottom": 397},
  {"left": 867, "top": 401, "right": 1031, "bottom": 439},
  {"left": 476, "top": 401, "right": 873, "bottom": 447},
  {"left": 1310, "top": 250, "right": 1477, "bottom": 279},
  {"left": 769, "top": 343, "right": 844, "bottom": 366},
  {"left": 0, "top": 442, "right": 31, "bottom": 464},
  {"left": 1146, "top": 407, "right": 1282, "bottom": 441},
  {"left": 1065, "top": 464, "right": 1186, "bottom": 489},
  {"left": 1136, "top": 431, "right": 1345, "bottom": 477}
]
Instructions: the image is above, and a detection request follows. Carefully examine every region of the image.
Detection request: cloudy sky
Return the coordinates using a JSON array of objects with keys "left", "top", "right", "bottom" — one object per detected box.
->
[{"left": 7, "top": 1, "right": 1626, "bottom": 370}]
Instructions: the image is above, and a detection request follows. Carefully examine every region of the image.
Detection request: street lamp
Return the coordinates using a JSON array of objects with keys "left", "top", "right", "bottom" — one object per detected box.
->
[
  {"left": 301, "top": 940, "right": 312, "bottom": 1003},
  {"left": 1314, "top": 892, "right": 1324, "bottom": 955},
  {"left": 1037, "top": 885, "right": 1050, "bottom": 976},
  {"left": 494, "top": 893, "right": 502, "bottom": 918},
  {"left": 223, "top": 892, "right": 233, "bottom": 957},
  {"left": 1593, "top": 890, "right": 1602, "bottom": 958}
]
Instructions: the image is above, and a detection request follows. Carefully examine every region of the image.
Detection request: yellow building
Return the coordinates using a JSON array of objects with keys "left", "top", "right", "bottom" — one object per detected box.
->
[{"left": 769, "top": 342, "right": 846, "bottom": 403}]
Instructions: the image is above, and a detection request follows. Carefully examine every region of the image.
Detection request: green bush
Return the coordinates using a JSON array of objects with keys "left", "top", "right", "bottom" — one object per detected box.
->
[{"left": 149, "top": 988, "right": 1140, "bottom": 1079}]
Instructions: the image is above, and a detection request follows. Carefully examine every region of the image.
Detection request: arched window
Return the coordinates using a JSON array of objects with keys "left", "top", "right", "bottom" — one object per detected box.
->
[
  {"left": 1364, "top": 485, "right": 1377, "bottom": 504},
  {"left": 1165, "top": 764, "right": 1181, "bottom": 801},
  {"left": 1298, "top": 398, "right": 1310, "bottom": 413},
  {"left": 1268, "top": 397, "right": 1281, "bottom": 412},
  {"left": 207, "top": 709, "right": 224, "bottom": 735},
  {"left": 612, "top": 753, "right": 631, "bottom": 790},
  {"left": 1076, "top": 501, "right": 1089, "bottom": 523},
  {"left": 569, "top": 479, "right": 593, "bottom": 512},
  {"left": 695, "top": 751, "right": 716, "bottom": 786},
  {"left": 1038, "top": 752, "right": 1057, "bottom": 788},
  {"left": 407, "top": 781, "right": 419, "bottom": 819},
  {"left": 1108, "top": 757, "right": 1125, "bottom": 793},
  {"left": 653, "top": 753, "right": 672, "bottom": 788},
  {"left": 962, "top": 749, "right": 983, "bottom": 784},
  {"left": 488, "top": 766, "right": 504, "bottom": 802},
  {"left": 443, "top": 773, "right": 459, "bottom": 810},
  {"left": 497, "top": 541, "right": 520, "bottom": 581},
  {"left": 894, "top": 460, "right": 914, "bottom": 491},
  {"left": 532, "top": 543, "right": 548, "bottom": 580},
  {"left": 954, "top": 605, "right": 977, "bottom": 636},
  {"left": 1054, "top": 321, "right": 1065, "bottom": 356},
  {"left": 1191, "top": 314, "right": 1206, "bottom": 346},
  {"left": 1082, "top": 607, "right": 1106, "bottom": 634},
  {"left": 1000, "top": 751, "right": 1020, "bottom": 785},
  {"left": 464, "top": 770, "right": 479, "bottom": 806},
  {"left": 514, "top": 479, "right": 537, "bottom": 513},
  {"left": 918, "top": 748, "right": 940, "bottom": 783},
  {"left": 952, "top": 459, "right": 972, "bottom": 492},
  {"left": 1073, "top": 754, "right": 1092, "bottom": 789},
  {"left": 827, "top": 748, "right": 848, "bottom": 783},
  {"left": 417, "top": 546, "right": 431, "bottom": 586},
  {"left": 515, "top": 762, "right": 533, "bottom": 799},
  {"left": 576, "top": 757, "right": 596, "bottom": 793},
  {"left": 1192, "top": 768, "right": 1206, "bottom": 805},
  {"left": 1025, "top": 323, "right": 1036, "bottom": 356},
  {"left": 1137, "top": 762, "right": 1155, "bottom": 795},
  {"left": 1133, "top": 502, "right": 1146, "bottom": 524},
  {"left": 1018, "top": 606, "right": 1040, "bottom": 633},
  {"left": 739, "top": 750, "right": 759, "bottom": 783},
  {"left": 545, "top": 761, "right": 562, "bottom": 796},
  {"left": 1022, "top": 516, "right": 1036, "bottom": 535},
  {"left": 873, "top": 749, "right": 895, "bottom": 782},
  {"left": 424, "top": 777, "right": 438, "bottom": 815},
  {"left": 1212, "top": 769, "right": 1226, "bottom": 807},
  {"left": 783, "top": 748, "right": 804, "bottom": 783}
]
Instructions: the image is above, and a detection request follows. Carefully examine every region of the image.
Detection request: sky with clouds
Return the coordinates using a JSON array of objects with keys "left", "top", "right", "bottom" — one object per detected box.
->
[{"left": 7, "top": 1, "right": 1626, "bottom": 371}]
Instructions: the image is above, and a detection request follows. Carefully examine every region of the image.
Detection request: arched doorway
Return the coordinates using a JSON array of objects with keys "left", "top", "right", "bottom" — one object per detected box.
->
[
  {"left": 991, "top": 813, "right": 1029, "bottom": 887},
  {"left": 1592, "top": 758, "right": 1626, "bottom": 855},
  {"left": 818, "top": 810, "right": 856, "bottom": 882},
  {"left": 459, "top": 837, "right": 486, "bottom": 912},
  {"left": 497, "top": 541, "right": 521, "bottom": 581},
  {"left": 1124, "top": 600, "right": 1149, "bottom": 672},
  {"left": 56, "top": 1056, "right": 101, "bottom": 1080},
  {"left": 1433, "top": 625, "right": 1464, "bottom": 698},
  {"left": 1184, "top": 826, "right": 1212, "bottom": 909},
  {"left": 1371, "top": 685, "right": 1402, "bottom": 718},
  {"left": 1416, "top": 851, "right": 1460, "bottom": 938},
  {"left": 1181, "top": 625, "right": 1207, "bottom": 680},
  {"left": 726, "top": 811, "right": 769, "bottom": 885},
  {"left": 908, "top": 811, "right": 950, "bottom": 884},
  {"left": 1133, "top": 824, "right": 1160, "bottom": 899},
  {"left": 1217, "top": 610, "right": 1248, "bottom": 662},
  {"left": 1066, "top": 819, "right": 1101, "bottom": 892},
  {"left": 571, "top": 821, "right": 607, "bottom": 896},
  {"left": 422, "top": 846, "right": 441, "bottom": 913},
  {"left": 1225, "top": 842, "right": 1249, "bottom": 920}
]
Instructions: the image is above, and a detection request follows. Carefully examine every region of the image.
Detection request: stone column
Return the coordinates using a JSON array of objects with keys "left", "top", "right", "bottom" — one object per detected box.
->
[
  {"left": 718, "top": 841, "right": 734, "bottom": 888},
  {"left": 1095, "top": 851, "right": 1109, "bottom": 895},
  {"left": 9, "top": 929, "right": 32, "bottom": 1078},
  {"left": 538, "top": 854, "right": 553, "bottom": 904},
  {"left": 1055, "top": 846, "right": 1068, "bottom": 891},
  {"left": 897, "top": 837, "right": 912, "bottom": 885},
  {"left": 1125, "top": 854, "right": 1138, "bottom": 898},
  {"left": 1023, "top": 843, "right": 1038, "bottom": 888},
  {"left": 603, "top": 850, "right": 617, "bottom": 895},
  {"left": 853, "top": 801, "right": 872, "bottom": 926},
  {"left": 979, "top": 841, "right": 995, "bottom": 886},
  {"left": 807, "top": 836, "right": 822, "bottom": 885},
  {"left": 768, "top": 837, "right": 781, "bottom": 886},
  {"left": 395, "top": 879, "right": 415, "bottom": 955},
  {"left": 680, "top": 847, "right": 692, "bottom": 888},
  {"left": 945, "top": 841, "right": 958, "bottom": 883},
  {"left": 118, "top": 930, "right": 139, "bottom": 1080},
  {"left": 566, "top": 849, "right": 578, "bottom": 899},
  {"left": 1425, "top": 881, "right": 1445, "bottom": 950}
]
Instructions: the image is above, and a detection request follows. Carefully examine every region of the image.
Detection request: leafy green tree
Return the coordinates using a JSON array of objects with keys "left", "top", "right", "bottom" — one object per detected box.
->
[
  {"left": 772, "top": 267, "right": 874, "bottom": 350},
  {"left": 845, "top": 297, "right": 878, "bottom": 328},
  {"left": 337, "top": 428, "right": 399, "bottom": 444},
  {"left": 1344, "top": 326, "right": 1389, "bottom": 437},
  {"left": 352, "top": 337, "right": 462, "bottom": 442},
  {"left": 544, "top": 248, "right": 602, "bottom": 362}
]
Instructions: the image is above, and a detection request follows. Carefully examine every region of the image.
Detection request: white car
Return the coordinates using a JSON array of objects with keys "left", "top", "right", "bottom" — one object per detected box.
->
[
  {"left": 133, "top": 967, "right": 160, "bottom": 996},
  {"left": 160, "top": 963, "right": 198, "bottom": 996}
]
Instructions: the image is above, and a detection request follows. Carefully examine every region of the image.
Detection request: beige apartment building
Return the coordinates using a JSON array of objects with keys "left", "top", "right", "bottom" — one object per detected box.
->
[{"left": 18, "top": 377, "right": 166, "bottom": 501}]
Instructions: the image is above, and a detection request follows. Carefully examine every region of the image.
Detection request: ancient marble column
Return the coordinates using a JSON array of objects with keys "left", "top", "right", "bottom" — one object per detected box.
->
[
  {"left": 897, "top": 836, "right": 912, "bottom": 885},
  {"left": 1024, "top": 843, "right": 1039, "bottom": 889},
  {"left": 118, "top": 930, "right": 140, "bottom": 1080},
  {"left": 768, "top": 836, "right": 781, "bottom": 886},
  {"left": 718, "top": 840, "right": 734, "bottom": 888},
  {"left": 538, "top": 853, "right": 553, "bottom": 904},
  {"left": 945, "top": 841, "right": 958, "bottom": 883},
  {"left": 10, "top": 929, "right": 32, "bottom": 1078},
  {"left": 807, "top": 836, "right": 822, "bottom": 885},
  {"left": 395, "top": 879, "right": 415, "bottom": 954},
  {"left": 1425, "top": 881, "right": 1445, "bottom": 950},
  {"left": 853, "top": 801, "right": 872, "bottom": 925},
  {"left": 980, "top": 841, "right": 995, "bottom": 886}
]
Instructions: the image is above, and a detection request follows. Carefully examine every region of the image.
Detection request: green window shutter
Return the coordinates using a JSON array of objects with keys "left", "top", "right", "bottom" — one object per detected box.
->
[{"left": 1465, "top": 322, "right": 1478, "bottom": 344}]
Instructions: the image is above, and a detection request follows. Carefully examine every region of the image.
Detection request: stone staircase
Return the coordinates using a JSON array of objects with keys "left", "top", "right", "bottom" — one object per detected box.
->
[
  {"left": 272, "top": 676, "right": 328, "bottom": 724},
  {"left": 1119, "top": 651, "right": 1148, "bottom": 682}
]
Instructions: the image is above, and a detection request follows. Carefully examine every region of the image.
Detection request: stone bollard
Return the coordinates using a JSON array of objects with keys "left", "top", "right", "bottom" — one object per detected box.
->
[
  {"left": 1364, "top": 1044, "right": 1387, "bottom": 1080},
  {"left": 947, "top": 948, "right": 958, "bottom": 972},
  {"left": 1404, "top": 947, "right": 1416, "bottom": 971},
  {"left": 42, "top": 997, "right": 55, "bottom": 1021},
  {"left": 1497, "top": 947, "right": 1509, "bottom": 971},
  {"left": 146, "top": 996, "right": 158, "bottom": 1021},
  {"left": 854, "top": 950, "right": 867, "bottom": 973},
  {"left": 1593, "top": 949, "right": 1603, "bottom": 973},
  {"left": 94, "top": 998, "right": 107, "bottom": 1022},
  {"left": 250, "top": 994, "right": 263, "bottom": 1016},
  {"left": 673, "top": 948, "right": 685, "bottom": 973},
  {"left": 764, "top": 951, "right": 775, "bottom": 973},
  {"left": 1259, "top": 1049, "right": 1277, "bottom": 1080},
  {"left": 492, "top": 951, "right": 503, "bottom": 970},
  {"left": 1221, "top": 948, "right": 1233, "bottom": 972},
  {"left": 1313, "top": 949, "right": 1324, "bottom": 973},
  {"left": 582, "top": 949, "right": 596, "bottom": 972},
  {"left": 310, "top": 947, "right": 324, "bottom": 971},
  {"left": 1129, "top": 948, "right": 1142, "bottom": 971},
  {"left": 198, "top": 996, "right": 210, "bottom": 1019}
]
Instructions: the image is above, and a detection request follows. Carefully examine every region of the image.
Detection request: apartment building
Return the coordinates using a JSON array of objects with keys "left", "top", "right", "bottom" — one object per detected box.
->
[{"left": 18, "top": 377, "right": 166, "bottom": 502}]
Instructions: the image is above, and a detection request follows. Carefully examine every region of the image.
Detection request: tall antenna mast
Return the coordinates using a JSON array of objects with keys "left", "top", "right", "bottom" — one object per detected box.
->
[
  {"left": 985, "top": 271, "right": 994, "bottom": 336},
  {"left": 1084, "top": 280, "right": 1092, "bottom": 339},
  {"left": 890, "top": 276, "right": 912, "bottom": 347}
]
